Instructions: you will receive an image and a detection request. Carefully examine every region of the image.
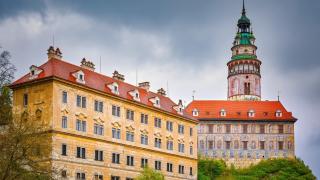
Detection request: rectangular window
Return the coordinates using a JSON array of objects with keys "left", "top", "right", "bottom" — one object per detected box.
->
[
  {"left": 225, "top": 124, "right": 231, "bottom": 133},
  {"left": 112, "top": 128, "right": 121, "bottom": 139},
  {"left": 154, "top": 117, "right": 161, "bottom": 128},
  {"left": 94, "top": 123, "right": 104, "bottom": 135},
  {"left": 141, "top": 113, "right": 148, "bottom": 124},
  {"left": 278, "top": 125, "right": 284, "bottom": 134},
  {"left": 141, "top": 134, "right": 148, "bottom": 145},
  {"left": 155, "top": 138, "right": 161, "bottom": 148},
  {"left": 179, "top": 165, "right": 185, "bottom": 174},
  {"left": 94, "top": 174, "right": 103, "bottom": 180},
  {"left": 260, "top": 124, "right": 265, "bottom": 134},
  {"left": 190, "top": 146, "right": 193, "bottom": 155},
  {"left": 208, "top": 124, "right": 213, "bottom": 133},
  {"left": 76, "top": 119, "right": 86, "bottom": 132},
  {"left": 155, "top": 161, "right": 161, "bottom": 170},
  {"left": 167, "top": 163, "right": 173, "bottom": 172},
  {"left": 260, "top": 141, "right": 265, "bottom": 150},
  {"left": 190, "top": 167, "right": 193, "bottom": 176},
  {"left": 112, "top": 153, "right": 120, "bottom": 164},
  {"left": 126, "top": 109, "right": 134, "bottom": 120},
  {"left": 126, "top": 131, "right": 134, "bottom": 142},
  {"left": 76, "top": 172, "right": 85, "bottom": 180},
  {"left": 243, "top": 124, "right": 248, "bottom": 133},
  {"left": 278, "top": 141, "right": 284, "bottom": 150},
  {"left": 167, "top": 140, "right": 173, "bottom": 150},
  {"left": 178, "top": 124, "right": 184, "bottom": 134},
  {"left": 76, "top": 95, "right": 86, "bottom": 108},
  {"left": 126, "top": 155, "right": 134, "bottom": 166},
  {"left": 62, "top": 116, "right": 68, "bottom": 129},
  {"left": 190, "top": 127, "right": 193, "bottom": 136},
  {"left": 94, "top": 100, "right": 103, "bottom": 112},
  {"left": 178, "top": 143, "right": 185, "bottom": 153},
  {"left": 111, "top": 176, "right": 120, "bottom": 180},
  {"left": 208, "top": 140, "right": 214, "bottom": 149},
  {"left": 94, "top": 150, "right": 103, "bottom": 161},
  {"left": 112, "top": 105, "right": 121, "bottom": 117},
  {"left": 62, "top": 91, "right": 68, "bottom": 103},
  {"left": 141, "top": 158, "right": 148, "bottom": 168},
  {"left": 225, "top": 141, "right": 231, "bottom": 149},
  {"left": 166, "top": 121, "right": 173, "bottom": 131},
  {"left": 23, "top": 93, "right": 28, "bottom": 106},
  {"left": 76, "top": 147, "right": 86, "bottom": 159},
  {"left": 61, "top": 144, "right": 67, "bottom": 156},
  {"left": 243, "top": 141, "right": 248, "bottom": 150}
]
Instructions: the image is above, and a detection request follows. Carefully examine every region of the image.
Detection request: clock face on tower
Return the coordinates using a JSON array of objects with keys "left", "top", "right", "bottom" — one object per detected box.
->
[{"left": 227, "top": 1, "right": 261, "bottom": 101}]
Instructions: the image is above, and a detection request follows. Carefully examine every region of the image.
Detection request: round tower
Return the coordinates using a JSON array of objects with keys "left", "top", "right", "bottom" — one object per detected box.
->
[{"left": 227, "top": 1, "right": 261, "bottom": 101}]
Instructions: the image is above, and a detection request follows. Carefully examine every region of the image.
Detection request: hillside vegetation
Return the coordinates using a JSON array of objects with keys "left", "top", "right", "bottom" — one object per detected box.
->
[{"left": 198, "top": 158, "right": 316, "bottom": 180}]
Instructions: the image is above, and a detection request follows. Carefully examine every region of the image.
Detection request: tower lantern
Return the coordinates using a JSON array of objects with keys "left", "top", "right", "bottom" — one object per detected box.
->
[{"left": 227, "top": 0, "right": 261, "bottom": 101}]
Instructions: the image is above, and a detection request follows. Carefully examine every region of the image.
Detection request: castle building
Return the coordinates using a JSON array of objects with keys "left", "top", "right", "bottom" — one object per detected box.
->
[
  {"left": 185, "top": 2, "right": 297, "bottom": 167},
  {"left": 10, "top": 48, "right": 198, "bottom": 179}
]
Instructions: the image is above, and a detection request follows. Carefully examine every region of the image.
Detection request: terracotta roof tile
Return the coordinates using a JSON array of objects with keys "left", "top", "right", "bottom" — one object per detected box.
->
[
  {"left": 185, "top": 100, "right": 296, "bottom": 121},
  {"left": 11, "top": 58, "right": 194, "bottom": 120}
]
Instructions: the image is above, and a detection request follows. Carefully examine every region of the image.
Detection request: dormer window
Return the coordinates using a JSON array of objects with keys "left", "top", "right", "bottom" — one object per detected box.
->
[
  {"left": 220, "top": 109, "right": 226, "bottom": 117},
  {"left": 107, "top": 82, "right": 119, "bottom": 95},
  {"left": 149, "top": 97, "right": 160, "bottom": 108},
  {"left": 79, "top": 74, "right": 84, "bottom": 81},
  {"left": 192, "top": 109, "right": 199, "bottom": 117},
  {"left": 275, "top": 110, "right": 282, "bottom": 117},
  {"left": 129, "top": 89, "right": 140, "bottom": 102},
  {"left": 29, "top": 65, "right": 43, "bottom": 80},
  {"left": 72, "top": 70, "right": 85, "bottom": 84},
  {"left": 248, "top": 109, "right": 255, "bottom": 117}
]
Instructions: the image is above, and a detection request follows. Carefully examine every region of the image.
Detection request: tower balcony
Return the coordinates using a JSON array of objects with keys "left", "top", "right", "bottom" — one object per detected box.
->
[{"left": 228, "top": 69, "right": 261, "bottom": 77}]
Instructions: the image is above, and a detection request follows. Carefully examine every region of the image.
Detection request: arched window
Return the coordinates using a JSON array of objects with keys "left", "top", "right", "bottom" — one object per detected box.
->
[
  {"left": 275, "top": 110, "right": 282, "bottom": 117},
  {"left": 248, "top": 109, "right": 255, "bottom": 117},
  {"left": 220, "top": 109, "right": 226, "bottom": 117}
]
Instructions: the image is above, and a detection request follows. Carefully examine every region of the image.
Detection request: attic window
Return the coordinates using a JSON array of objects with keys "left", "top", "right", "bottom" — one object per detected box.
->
[
  {"left": 275, "top": 110, "right": 282, "bottom": 117},
  {"left": 192, "top": 109, "right": 199, "bottom": 117},
  {"left": 135, "top": 93, "right": 139, "bottom": 98},
  {"left": 220, "top": 109, "right": 226, "bottom": 117},
  {"left": 248, "top": 110, "right": 255, "bottom": 118},
  {"left": 31, "top": 70, "right": 35, "bottom": 76},
  {"left": 79, "top": 74, "right": 84, "bottom": 81},
  {"left": 73, "top": 70, "right": 85, "bottom": 84},
  {"left": 107, "top": 82, "right": 119, "bottom": 95}
]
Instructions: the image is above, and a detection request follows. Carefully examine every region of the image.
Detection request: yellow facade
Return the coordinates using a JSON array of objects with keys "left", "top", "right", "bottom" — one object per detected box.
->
[{"left": 11, "top": 78, "right": 198, "bottom": 180}]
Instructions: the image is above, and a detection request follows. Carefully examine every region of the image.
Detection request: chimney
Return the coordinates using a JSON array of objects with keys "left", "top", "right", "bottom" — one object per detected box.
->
[
  {"left": 47, "top": 46, "right": 63, "bottom": 59},
  {"left": 112, "top": 70, "right": 125, "bottom": 81},
  {"left": 138, "top": 82, "right": 150, "bottom": 91},
  {"left": 157, "top": 88, "right": 166, "bottom": 96},
  {"left": 80, "top": 58, "right": 95, "bottom": 71},
  {"left": 55, "top": 48, "right": 62, "bottom": 59}
]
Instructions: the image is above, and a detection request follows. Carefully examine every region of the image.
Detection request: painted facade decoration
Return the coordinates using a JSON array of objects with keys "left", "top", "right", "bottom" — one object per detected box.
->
[
  {"left": 10, "top": 48, "right": 198, "bottom": 180},
  {"left": 186, "top": 2, "right": 297, "bottom": 168}
]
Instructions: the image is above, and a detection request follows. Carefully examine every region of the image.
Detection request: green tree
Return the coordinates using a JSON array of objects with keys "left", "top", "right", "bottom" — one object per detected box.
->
[
  {"left": 0, "top": 48, "right": 54, "bottom": 180},
  {"left": 136, "top": 167, "right": 165, "bottom": 180}
]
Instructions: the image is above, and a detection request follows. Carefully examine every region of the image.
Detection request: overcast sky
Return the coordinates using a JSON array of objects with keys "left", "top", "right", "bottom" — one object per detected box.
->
[{"left": 1, "top": 0, "right": 319, "bottom": 177}]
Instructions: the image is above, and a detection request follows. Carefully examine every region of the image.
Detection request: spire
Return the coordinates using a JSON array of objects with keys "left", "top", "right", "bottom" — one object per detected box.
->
[{"left": 242, "top": 0, "right": 246, "bottom": 16}]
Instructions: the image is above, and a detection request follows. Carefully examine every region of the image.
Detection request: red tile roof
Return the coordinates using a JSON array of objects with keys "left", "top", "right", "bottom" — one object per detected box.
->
[
  {"left": 185, "top": 100, "right": 296, "bottom": 121},
  {"left": 11, "top": 58, "right": 194, "bottom": 120}
]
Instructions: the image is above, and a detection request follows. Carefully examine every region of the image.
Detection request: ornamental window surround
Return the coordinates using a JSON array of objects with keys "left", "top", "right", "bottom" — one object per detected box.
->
[
  {"left": 275, "top": 110, "right": 282, "bottom": 117},
  {"left": 192, "top": 109, "right": 199, "bottom": 116},
  {"left": 248, "top": 109, "right": 255, "bottom": 117},
  {"left": 220, "top": 109, "right": 227, "bottom": 117}
]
